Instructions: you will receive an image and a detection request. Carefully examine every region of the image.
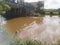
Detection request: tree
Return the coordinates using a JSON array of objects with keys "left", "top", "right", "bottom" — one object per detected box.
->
[
  {"left": 0, "top": 1, "right": 11, "bottom": 15},
  {"left": 58, "top": 8, "right": 60, "bottom": 15},
  {"left": 35, "top": 1, "right": 44, "bottom": 15},
  {"left": 23, "top": 3, "right": 35, "bottom": 16}
]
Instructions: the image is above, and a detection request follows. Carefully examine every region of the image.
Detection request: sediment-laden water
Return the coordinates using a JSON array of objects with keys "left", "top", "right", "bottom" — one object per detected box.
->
[
  {"left": 15, "top": 16, "right": 60, "bottom": 44},
  {"left": 0, "top": 16, "right": 60, "bottom": 44}
]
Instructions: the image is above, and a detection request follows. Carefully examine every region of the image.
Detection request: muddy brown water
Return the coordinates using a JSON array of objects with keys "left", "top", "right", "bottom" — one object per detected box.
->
[
  {"left": 5, "top": 17, "right": 43, "bottom": 34},
  {"left": 5, "top": 16, "right": 60, "bottom": 43},
  {"left": 3, "top": 16, "right": 60, "bottom": 44}
]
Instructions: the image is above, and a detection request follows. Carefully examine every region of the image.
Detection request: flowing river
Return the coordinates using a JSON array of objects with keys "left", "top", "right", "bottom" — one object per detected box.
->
[
  {"left": 0, "top": 15, "right": 60, "bottom": 44},
  {"left": 0, "top": 16, "right": 10, "bottom": 45}
]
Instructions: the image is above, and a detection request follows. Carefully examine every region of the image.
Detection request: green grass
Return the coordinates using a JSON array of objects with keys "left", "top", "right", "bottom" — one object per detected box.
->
[
  {"left": 8, "top": 32, "right": 60, "bottom": 45},
  {"left": 9, "top": 39, "right": 60, "bottom": 45},
  {"left": 9, "top": 40, "right": 43, "bottom": 45}
]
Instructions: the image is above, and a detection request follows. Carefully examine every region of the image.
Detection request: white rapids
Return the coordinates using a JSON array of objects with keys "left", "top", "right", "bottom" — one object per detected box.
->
[{"left": 16, "top": 16, "right": 60, "bottom": 44}]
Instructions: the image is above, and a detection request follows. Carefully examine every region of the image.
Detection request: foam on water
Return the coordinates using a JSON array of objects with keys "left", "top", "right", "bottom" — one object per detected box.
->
[
  {"left": 16, "top": 16, "right": 60, "bottom": 44},
  {"left": 0, "top": 16, "right": 7, "bottom": 25},
  {"left": 40, "top": 16, "right": 60, "bottom": 44},
  {"left": 0, "top": 16, "right": 9, "bottom": 45}
]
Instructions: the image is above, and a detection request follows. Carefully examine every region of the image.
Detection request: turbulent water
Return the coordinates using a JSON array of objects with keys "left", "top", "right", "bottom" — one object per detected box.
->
[
  {"left": 15, "top": 16, "right": 60, "bottom": 44},
  {"left": 0, "top": 16, "right": 60, "bottom": 44},
  {"left": 0, "top": 16, "right": 10, "bottom": 45}
]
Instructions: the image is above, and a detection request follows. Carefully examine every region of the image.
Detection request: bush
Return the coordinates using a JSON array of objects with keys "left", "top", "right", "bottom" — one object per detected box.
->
[
  {"left": 45, "top": 11, "right": 50, "bottom": 15},
  {"left": 52, "top": 11, "right": 59, "bottom": 15},
  {"left": 0, "top": 2, "right": 11, "bottom": 15}
]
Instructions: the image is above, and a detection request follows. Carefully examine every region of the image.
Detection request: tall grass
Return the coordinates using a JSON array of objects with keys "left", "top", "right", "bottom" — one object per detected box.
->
[
  {"left": 9, "top": 39, "right": 43, "bottom": 45},
  {"left": 9, "top": 33, "right": 60, "bottom": 45},
  {"left": 9, "top": 39, "right": 60, "bottom": 45}
]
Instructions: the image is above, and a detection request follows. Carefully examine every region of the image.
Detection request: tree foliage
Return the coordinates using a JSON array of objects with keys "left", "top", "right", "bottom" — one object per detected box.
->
[
  {"left": 35, "top": 1, "right": 44, "bottom": 14},
  {"left": 0, "top": 1, "right": 11, "bottom": 15},
  {"left": 23, "top": 3, "right": 35, "bottom": 16}
]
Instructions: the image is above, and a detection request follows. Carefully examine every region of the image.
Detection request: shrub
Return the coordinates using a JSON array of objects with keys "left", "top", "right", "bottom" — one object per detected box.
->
[
  {"left": 45, "top": 11, "right": 50, "bottom": 15},
  {"left": 52, "top": 11, "right": 59, "bottom": 15},
  {"left": 0, "top": 2, "right": 11, "bottom": 15}
]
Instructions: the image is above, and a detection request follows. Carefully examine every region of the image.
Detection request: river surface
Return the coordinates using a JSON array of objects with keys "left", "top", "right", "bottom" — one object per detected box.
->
[
  {"left": 0, "top": 16, "right": 10, "bottom": 45},
  {"left": 0, "top": 16, "right": 60, "bottom": 44},
  {"left": 5, "top": 17, "right": 43, "bottom": 33}
]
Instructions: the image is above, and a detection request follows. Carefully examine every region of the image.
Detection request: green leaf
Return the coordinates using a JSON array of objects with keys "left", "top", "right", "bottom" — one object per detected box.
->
[{"left": 0, "top": 5, "right": 3, "bottom": 11}]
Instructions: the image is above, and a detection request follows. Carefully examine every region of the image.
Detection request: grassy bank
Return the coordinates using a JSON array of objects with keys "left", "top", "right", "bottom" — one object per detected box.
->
[{"left": 9, "top": 39, "right": 60, "bottom": 45}]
